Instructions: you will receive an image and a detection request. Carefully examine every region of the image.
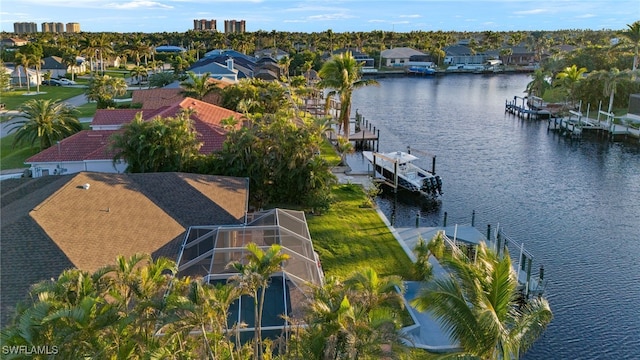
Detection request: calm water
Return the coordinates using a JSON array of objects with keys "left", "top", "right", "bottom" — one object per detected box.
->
[{"left": 346, "top": 74, "right": 640, "bottom": 359}]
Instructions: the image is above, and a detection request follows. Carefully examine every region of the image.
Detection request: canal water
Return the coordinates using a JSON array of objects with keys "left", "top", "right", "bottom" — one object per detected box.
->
[{"left": 346, "top": 74, "right": 640, "bottom": 359}]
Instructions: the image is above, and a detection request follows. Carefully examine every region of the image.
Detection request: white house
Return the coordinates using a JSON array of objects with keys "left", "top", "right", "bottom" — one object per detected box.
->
[
  {"left": 10, "top": 66, "right": 41, "bottom": 87},
  {"left": 381, "top": 47, "right": 425, "bottom": 67}
]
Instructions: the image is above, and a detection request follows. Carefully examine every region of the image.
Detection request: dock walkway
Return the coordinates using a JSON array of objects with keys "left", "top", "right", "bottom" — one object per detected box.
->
[{"left": 547, "top": 110, "right": 640, "bottom": 142}]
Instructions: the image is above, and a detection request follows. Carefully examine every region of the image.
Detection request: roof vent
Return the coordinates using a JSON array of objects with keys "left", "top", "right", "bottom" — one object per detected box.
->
[{"left": 83, "top": 183, "right": 90, "bottom": 190}]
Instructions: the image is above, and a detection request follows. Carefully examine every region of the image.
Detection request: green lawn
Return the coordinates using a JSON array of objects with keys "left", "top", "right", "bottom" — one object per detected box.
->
[
  {"left": 1, "top": 123, "right": 91, "bottom": 171},
  {"left": 0, "top": 133, "right": 39, "bottom": 170},
  {"left": 307, "top": 184, "right": 415, "bottom": 280},
  {"left": 75, "top": 102, "right": 98, "bottom": 118},
  {"left": 0, "top": 87, "right": 86, "bottom": 112},
  {"left": 319, "top": 138, "right": 341, "bottom": 167}
]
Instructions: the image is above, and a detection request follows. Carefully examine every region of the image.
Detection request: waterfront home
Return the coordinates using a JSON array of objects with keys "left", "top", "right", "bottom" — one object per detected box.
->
[
  {"left": 381, "top": 47, "right": 425, "bottom": 67},
  {"left": 0, "top": 172, "right": 249, "bottom": 327}
]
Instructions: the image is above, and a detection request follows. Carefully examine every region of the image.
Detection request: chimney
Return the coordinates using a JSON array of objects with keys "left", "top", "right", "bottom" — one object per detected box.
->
[{"left": 226, "top": 57, "right": 234, "bottom": 71}]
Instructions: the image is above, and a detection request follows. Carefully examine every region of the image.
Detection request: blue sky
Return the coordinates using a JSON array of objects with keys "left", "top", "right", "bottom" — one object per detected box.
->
[{"left": 1, "top": 0, "right": 638, "bottom": 33}]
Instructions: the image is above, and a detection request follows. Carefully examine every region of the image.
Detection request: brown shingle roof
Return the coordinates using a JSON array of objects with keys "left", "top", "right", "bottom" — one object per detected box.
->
[{"left": 0, "top": 172, "right": 248, "bottom": 327}]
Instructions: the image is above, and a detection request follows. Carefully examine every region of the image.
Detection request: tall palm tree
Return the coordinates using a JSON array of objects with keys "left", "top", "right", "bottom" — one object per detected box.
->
[
  {"left": 525, "top": 68, "right": 551, "bottom": 97},
  {"left": 94, "top": 33, "right": 114, "bottom": 75},
  {"left": 555, "top": 64, "right": 587, "bottom": 107},
  {"left": 129, "top": 65, "right": 148, "bottom": 89},
  {"left": 317, "top": 51, "right": 379, "bottom": 140},
  {"left": 8, "top": 99, "right": 82, "bottom": 151},
  {"left": 620, "top": 21, "right": 640, "bottom": 71},
  {"left": 180, "top": 71, "right": 219, "bottom": 100},
  {"left": 594, "top": 68, "right": 636, "bottom": 113},
  {"left": 227, "top": 243, "right": 290, "bottom": 359},
  {"left": 411, "top": 242, "right": 553, "bottom": 360},
  {"left": 14, "top": 52, "right": 36, "bottom": 92}
]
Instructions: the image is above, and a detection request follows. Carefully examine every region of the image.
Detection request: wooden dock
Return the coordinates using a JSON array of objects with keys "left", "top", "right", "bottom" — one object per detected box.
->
[
  {"left": 505, "top": 96, "right": 551, "bottom": 120},
  {"left": 546, "top": 110, "right": 640, "bottom": 143}
]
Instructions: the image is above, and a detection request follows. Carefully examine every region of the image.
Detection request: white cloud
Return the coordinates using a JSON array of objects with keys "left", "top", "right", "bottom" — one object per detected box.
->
[
  {"left": 105, "top": 1, "right": 172, "bottom": 10},
  {"left": 307, "top": 13, "right": 355, "bottom": 21},
  {"left": 399, "top": 14, "right": 421, "bottom": 19},
  {"left": 514, "top": 9, "right": 549, "bottom": 15}
]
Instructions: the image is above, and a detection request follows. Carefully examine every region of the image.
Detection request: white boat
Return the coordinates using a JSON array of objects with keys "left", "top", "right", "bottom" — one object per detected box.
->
[{"left": 363, "top": 151, "right": 442, "bottom": 195}]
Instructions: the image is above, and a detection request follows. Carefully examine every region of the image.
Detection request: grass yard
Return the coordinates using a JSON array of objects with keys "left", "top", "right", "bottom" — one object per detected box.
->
[
  {"left": 0, "top": 133, "right": 39, "bottom": 170},
  {"left": 319, "top": 138, "right": 341, "bottom": 167},
  {"left": 1, "top": 123, "right": 91, "bottom": 171},
  {"left": 0, "top": 87, "right": 86, "bottom": 112},
  {"left": 75, "top": 102, "right": 98, "bottom": 118},
  {"left": 307, "top": 183, "right": 415, "bottom": 280}
]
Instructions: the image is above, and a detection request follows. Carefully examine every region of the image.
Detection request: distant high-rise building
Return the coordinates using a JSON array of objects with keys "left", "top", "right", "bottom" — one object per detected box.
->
[
  {"left": 66, "top": 23, "right": 80, "bottom": 33},
  {"left": 13, "top": 22, "right": 38, "bottom": 34},
  {"left": 42, "top": 22, "right": 64, "bottom": 33},
  {"left": 224, "top": 20, "right": 246, "bottom": 34},
  {"left": 194, "top": 19, "right": 216, "bottom": 31}
]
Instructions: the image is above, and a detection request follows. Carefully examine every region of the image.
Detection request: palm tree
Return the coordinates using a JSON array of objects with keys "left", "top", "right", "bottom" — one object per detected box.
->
[
  {"left": 343, "top": 267, "right": 405, "bottom": 314},
  {"left": 85, "top": 74, "right": 128, "bottom": 108},
  {"left": 525, "top": 69, "right": 551, "bottom": 97},
  {"left": 94, "top": 33, "right": 114, "bottom": 75},
  {"left": 302, "top": 276, "right": 406, "bottom": 359},
  {"left": 8, "top": 99, "right": 82, "bottom": 151},
  {"left": 129, "top": 65, "right": 148, "bottom": 89},
  {"left": 620, "top": 21, "right": 640, "bottom": 71},
  {"left": 411, "top": 242, "right": 553, "bottom": 359},
  {"left": 555, "top": 64, "right": 587, "bottom": 107},
  {"left": 180, "top": 71, "right": 219, "bottom": 100},
  {"left": 317, "top": 51, "right": 379, "bottom": 140},
  {"left": 594, "top": 68, "right": 636, "bottom": 113},
  {"left": 227, "top": 243, "right": 290, "bottom": 359},
  {"left": 14, "top": 52, "right": 36, "bottom": 92}
]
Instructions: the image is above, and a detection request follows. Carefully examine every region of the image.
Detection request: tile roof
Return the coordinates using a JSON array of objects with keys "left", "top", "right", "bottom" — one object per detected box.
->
[
  {"left": 91, "top": 109, "right": 148, "bottom": 127},
  {"left": 28, "top": 97, "right": 245, "bottom": 164},
  {"left": 0, "top": 172, "right": 248, "bottom": 327},
  {"left": 25, "top": 130, "right": 118, "bottom": 163},
  {"left": 131, "top": 88, "right": 184, "bottom": 109}
]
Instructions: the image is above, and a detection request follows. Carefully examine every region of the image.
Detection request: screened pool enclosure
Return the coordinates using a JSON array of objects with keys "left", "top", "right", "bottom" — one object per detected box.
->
[{"left": 175, "top": 208, "right": 324, "bottom": 338}]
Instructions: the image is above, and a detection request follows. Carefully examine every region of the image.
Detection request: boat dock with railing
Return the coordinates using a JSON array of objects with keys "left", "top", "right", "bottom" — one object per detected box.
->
[{"left": 394, "top": 223, "right": 547, "bottom": 299}]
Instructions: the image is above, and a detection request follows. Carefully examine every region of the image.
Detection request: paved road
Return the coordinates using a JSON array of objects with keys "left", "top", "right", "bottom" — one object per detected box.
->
[{"left": 1, "top": 94, "right": 90, "bottom": 138}]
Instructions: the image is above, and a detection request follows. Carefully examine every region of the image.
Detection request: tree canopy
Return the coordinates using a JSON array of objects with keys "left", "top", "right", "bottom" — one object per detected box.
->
[
  {"left": 8, "top": 99, "right": 82, "bottom": 151},
  {"left": 110, "top": 111, "right": 202, "bottom": 173}
]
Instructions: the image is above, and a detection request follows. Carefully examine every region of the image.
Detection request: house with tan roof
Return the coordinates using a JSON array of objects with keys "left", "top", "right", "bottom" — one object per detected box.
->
[
  {"left": 0, "top": 172, "right": 249, "bottom": 327},
  {"left": 26, "top": 97, "right": 244, "bottom": 178},
  {"left": 381, "top": 47, "right": 425, "bottom": 67}
]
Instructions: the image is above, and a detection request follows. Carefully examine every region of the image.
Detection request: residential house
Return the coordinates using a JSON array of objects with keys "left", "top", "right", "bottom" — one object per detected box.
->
[
  {"left": 443, "top": 44, "right": 487, "bottom": 66},
  {"left": 332, "top": 48, "right": 375, "bottom": 70},
  {"left": 254, "top": 56, "right": 282, "bottom": 81},
  {"left": 0, "top": 171, "right": 249, "bottom": 327},
  {"left": 185, "top": 57, "right": 240, "bottom": 82},
  {"left": 381, "top": 47, "right": 425, "bottom": 67},
  {"left": 254, "top": 48, "right": 289, "bottom": 61},
  {"left": 10, "top": 66, "right": 41, "bottom": 87},
  {"left": 1, "top": 38, "right": 29, "bottom": 48},
  {"left": 25, "top": 97, "right": 244, "bottom": 177},
  {"left": 500, "top": 46, "right": 537, "bottom": 66},
  {"left": 40, "top": 56, "right": 88, "bottom": 79}
]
